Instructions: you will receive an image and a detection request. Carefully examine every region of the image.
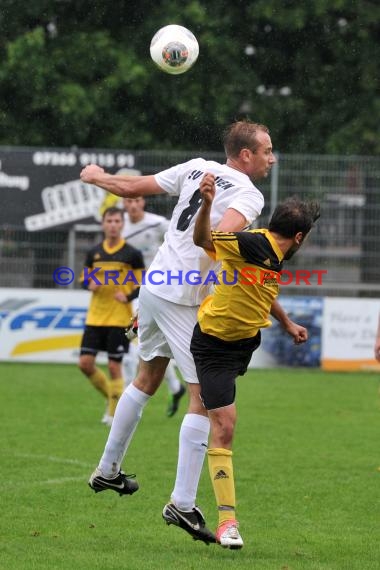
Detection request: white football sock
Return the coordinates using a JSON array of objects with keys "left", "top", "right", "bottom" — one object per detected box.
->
[
  {"left": 170, "top": 413, "right": 210, "bottom": 511},
  {"left": 98, "top": 383, "right": 150, "bottom": 477},
  {"left": 164, "top": 360, "right": 181, "bottom": 394}
]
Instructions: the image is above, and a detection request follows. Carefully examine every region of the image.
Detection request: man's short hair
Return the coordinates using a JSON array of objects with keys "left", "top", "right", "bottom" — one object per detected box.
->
[
  {"left": 102, "top": 207, "right": 124, "bottom": 220},
  {"left": 269, "top": 197, "right": 320, "bottom": 237},
  {"left": 223, "top": 120, "right": 269, "bottom": 158}
]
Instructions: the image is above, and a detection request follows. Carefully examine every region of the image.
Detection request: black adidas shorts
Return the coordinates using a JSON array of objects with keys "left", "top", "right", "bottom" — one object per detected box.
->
[
  {"left": 190, "top": 323, "right": 261, "bottom": 410},
  {"left": 80, "top": 325, "right": 130, "bottom": 362}
]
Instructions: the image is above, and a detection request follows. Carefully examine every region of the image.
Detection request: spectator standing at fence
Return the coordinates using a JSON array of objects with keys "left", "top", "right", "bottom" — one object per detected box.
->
[
  {"left": 78, "top": 207, "right": 144, "bottom": 426},
  {"left": 80, "top": 120, "right": 308, "bottom": 545},
  {"left": 122, "top": 195, "right": 186, "bottom": 417},
  {"left": 191, "top": 176, "right": 320, "bottom": 548}
]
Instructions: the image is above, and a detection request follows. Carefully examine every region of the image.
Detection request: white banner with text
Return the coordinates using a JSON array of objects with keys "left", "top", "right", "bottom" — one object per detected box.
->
[{"left": 1, "top": 289, "right": 380, "bottom": 371}]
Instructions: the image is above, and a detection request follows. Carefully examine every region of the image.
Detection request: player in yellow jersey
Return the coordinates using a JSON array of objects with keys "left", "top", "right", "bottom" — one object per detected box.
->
[
  {"left": 191, "top": 173, "right": 320, "bottom": 548},
  {"left": 78, "top": 207, "right": 144, "bottom": 426}
]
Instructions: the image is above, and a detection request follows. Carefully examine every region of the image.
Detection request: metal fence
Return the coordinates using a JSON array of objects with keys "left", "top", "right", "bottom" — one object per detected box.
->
[{"left": 1, "top": 152, "right": 379, "bottom": 297}]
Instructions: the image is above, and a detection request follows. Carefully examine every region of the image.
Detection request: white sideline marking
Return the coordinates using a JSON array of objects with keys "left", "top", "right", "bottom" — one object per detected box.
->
[
  {"left": 44, "top": 476, "right": 85, "bottom": 485},
  {"left": 0, "top": 453, "right": 92, "bottom": 490},
  {"left": 0, "top": 476, "right": 85, "bottom": 491},
  {"left": 13, "top": 452, "right": 93, "bottom": 468}
]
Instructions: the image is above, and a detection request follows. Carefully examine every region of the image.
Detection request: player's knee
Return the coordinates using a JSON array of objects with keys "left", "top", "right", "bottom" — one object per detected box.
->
[
  {"left": 210, "top": 412, "right": 235, "bottom": 447},
  {"left": 133, "top": 357, "right": 168, "bottom": 395},
  {"left": 213, "top": 422, "right": 234, "bottom": 448},
  {"left": 134, "top": 369, "right": 164, "bottom": 395},
  {"left": 78, "top": 357, "right": 93, "bottom": 376}
]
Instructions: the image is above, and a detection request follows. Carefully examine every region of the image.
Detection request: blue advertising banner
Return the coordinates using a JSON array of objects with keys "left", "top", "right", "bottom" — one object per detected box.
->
[{"left": 250, "top": 296, "right": 323, "bottom": 368}]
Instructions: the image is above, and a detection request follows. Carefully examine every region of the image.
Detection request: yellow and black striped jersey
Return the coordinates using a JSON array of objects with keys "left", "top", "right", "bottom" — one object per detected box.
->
[
  {"left": 198, "top": 228, "right": 284, "bottom": 341},
  {"left": 80, "top": 239, "right": 144, "bottom": 327}
]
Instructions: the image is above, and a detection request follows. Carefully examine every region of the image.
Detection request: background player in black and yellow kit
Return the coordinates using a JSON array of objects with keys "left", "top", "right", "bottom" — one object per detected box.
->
[
  {"left": 78, "top": 207, "right": 144, "bottom": 426},
  {"left": 191, "top": 173, "right": 320, "bottom": 549}
]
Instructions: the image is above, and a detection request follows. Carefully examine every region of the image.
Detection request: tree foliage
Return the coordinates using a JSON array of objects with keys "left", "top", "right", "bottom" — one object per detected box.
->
[{"left": 0, "top": 0, "right": 378, "bottom": 153}]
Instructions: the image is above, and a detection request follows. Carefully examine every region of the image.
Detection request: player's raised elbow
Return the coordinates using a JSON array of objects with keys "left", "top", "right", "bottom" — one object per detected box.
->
[
  {"left": 193, "top": 233, "right": 203, "bottom": 247},
  {"left": 193, "top": 235, "right": 215, "bottom": 253},
  {"left": 193, "top": 232, "right": 208, "bottom": 249}
]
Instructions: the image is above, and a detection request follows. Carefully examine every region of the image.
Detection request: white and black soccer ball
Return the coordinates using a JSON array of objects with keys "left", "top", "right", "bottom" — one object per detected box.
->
[{"left": 150, "top": 24, "right": 199, "bottom": 75}]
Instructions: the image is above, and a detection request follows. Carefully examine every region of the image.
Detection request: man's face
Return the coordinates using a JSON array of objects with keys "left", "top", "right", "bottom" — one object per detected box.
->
[
  {"left": 123, "top": 197, "right": 145, "bottom": 218},
  {"left": 283, "top": 242, "right": 301, "bottom": 260},
  {"left": 284, "top": 232, "right": 310, "bottom": 260},
  {"left": 102, "top": 213, "right": 124, "bottom": 239},
  {"left": 247, "top": 131, "right": 276, "bottom": 180}
]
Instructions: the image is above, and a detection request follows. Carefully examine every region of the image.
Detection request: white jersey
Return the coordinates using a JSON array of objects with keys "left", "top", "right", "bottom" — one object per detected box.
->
[
  {"left": 123, "top": 211, "right": 169, "bottom": 267},
  {"left": 145, "top": 158, "right": 264, "bottom": 307}
]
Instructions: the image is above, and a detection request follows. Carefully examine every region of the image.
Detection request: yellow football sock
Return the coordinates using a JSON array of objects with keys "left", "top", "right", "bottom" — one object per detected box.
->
[
  {"left": 89, "top": 368, "right": 109, "bottom": 398},
  {"left": 208, "top": 447, "right": 236, "bottom": 525},
  {"left": 107, "top": 378, "right": 125, "bottom": 416}
]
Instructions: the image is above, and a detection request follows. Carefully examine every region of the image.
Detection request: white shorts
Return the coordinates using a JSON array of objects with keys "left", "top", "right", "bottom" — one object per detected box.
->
[{"left": 138, "top": 287, "right": 199, "bottom": 383}]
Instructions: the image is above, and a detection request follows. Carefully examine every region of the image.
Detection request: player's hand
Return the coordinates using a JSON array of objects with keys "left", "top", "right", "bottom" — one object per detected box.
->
[
  {"left": 88, "top": 279, "right": 101, "bottom": 292},
  {"left": 285, "top": 321, "right": 308, "bottom": 344},
  {"left": 80, "top": 164, "right": 105, "bottom": 183},
  {"left": 374, "top": 339, "right": 380, "bottom": 362},
  {"left": 125, "top": 313, "right": 139, "bottom": 340},
  {"left": 114, "top": 290, "right": 128, "bottom": 303},
  {"left": 200, "top": 173, "right": 216, "bottom": 206}
]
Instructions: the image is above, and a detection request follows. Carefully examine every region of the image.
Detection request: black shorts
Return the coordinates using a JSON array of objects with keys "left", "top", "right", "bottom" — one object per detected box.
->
[
  {"left": 80, "top": 325, "right": 130, "bottom": 362},
  {"left": 190, "top": 323, "right": 261, "bottom": 410}
]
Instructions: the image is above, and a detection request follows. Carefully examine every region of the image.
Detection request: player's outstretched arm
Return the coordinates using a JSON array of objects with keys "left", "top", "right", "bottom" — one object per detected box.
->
[
  {"left": 270, "top": 299, "right": 308, "bottom": 344},
  {"left": 80, "top": 164, "right": 165, "bottom": 198},
  {"left": 193, "top": 173, "right": 216, "bottom": 252}
]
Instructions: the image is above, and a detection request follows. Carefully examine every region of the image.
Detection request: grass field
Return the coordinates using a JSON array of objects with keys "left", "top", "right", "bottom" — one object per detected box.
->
[{"left": 0, "top": 362, "right": 379, "bottom": 570}]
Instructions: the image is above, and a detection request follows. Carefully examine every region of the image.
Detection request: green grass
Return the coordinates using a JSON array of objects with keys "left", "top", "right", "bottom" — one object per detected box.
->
[{"left": 0, "top": 362, "right": 379, "bottom": 569}]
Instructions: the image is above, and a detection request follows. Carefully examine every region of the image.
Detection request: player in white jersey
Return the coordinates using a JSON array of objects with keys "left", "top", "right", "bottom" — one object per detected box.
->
[
  {"left": 123, "top": 198, "right": 169, "bottom": 267},
  {"left": 122, "top": 196, "right": 186, "bottom": 416},
  {"left": 80, "top": 120, "right": 308, "bottom": 546}
]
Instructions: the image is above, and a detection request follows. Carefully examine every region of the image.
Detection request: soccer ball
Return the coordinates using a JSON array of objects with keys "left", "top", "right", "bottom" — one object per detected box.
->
[{"left": 150, "top": 24, "right": 199, "bottom": 75}]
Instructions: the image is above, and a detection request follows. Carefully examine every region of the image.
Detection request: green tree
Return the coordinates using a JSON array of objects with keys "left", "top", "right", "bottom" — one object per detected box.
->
[{"left": 0, "top": 0, "right": 378, "bottom": 153}]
